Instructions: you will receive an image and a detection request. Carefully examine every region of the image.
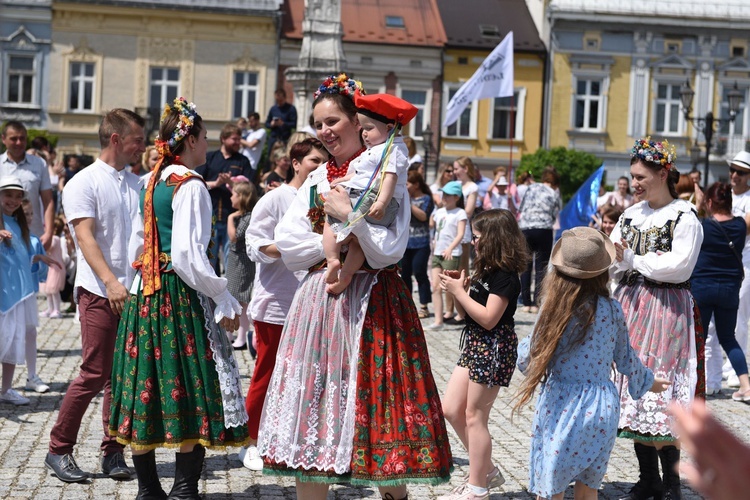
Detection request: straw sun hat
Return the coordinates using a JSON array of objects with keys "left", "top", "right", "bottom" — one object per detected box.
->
[{"left": 550, "top": 226, "right": 615, "bottom": 279}]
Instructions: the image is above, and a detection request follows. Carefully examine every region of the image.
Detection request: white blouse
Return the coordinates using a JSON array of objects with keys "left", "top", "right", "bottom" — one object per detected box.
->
[
  {"left": 245, "top": 183, "right": 305, "bottom": 325},
  {"left": 129, "top": 165, "right": 241, "bottom": 322},
  {"left": 610, "top": 199, "right": 704, "bottom": 284},
  {"left": 275, "top": 165, "right": 411, "bottom": 271}
]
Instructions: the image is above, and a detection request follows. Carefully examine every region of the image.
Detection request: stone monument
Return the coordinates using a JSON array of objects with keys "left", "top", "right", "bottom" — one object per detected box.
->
[{"left": 285, "top": 0, "right": 348, "bottom": 129}]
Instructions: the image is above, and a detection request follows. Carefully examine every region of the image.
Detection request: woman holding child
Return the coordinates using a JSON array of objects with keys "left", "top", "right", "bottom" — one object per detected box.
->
[{"left": 257, "top": 74, "right": 452, "bottom": 499}]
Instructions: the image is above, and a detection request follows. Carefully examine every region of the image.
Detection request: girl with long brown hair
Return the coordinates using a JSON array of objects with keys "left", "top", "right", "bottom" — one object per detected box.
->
[
  {"left": 438, "top": 209, "right": 529, "bottom": 499},
  {"left": 515, "top": 227, "right": 668, "bottom": 500}
]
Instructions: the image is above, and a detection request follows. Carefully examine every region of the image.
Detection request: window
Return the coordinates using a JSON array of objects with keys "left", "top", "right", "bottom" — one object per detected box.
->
[
  {"left": 7, "top": 55, "right": 35, "bottom": 104},
  {"left": 401, "top": 89, "right": 427, "bottom": 138},
  {"left": 458, "top": 57, "right": 468, "bottom": 65},
  {"left": 654, "top": 83, "right": 683, "bottom": 134},
  {"left": 149, "top": 67, "right": 180, "bottom": 110},
  {"left": 385, "top": 16, "right": 404, "bottom": 28},
  {"left": 233, "top": 71, "right": 259, "bottom": 119},
  {"left": 491, "top": 92, "right": 520, "bottom": 139},
  {"left": 733, "top": 46, "right": 746, "bottom": 58},
  {"left": 480, "top": 25, "right": 501, "bottom": 39},
  {"left": 69, "top": 62, "right": 95, "bottom": 112},
  {"left": 719, "top": 84, "right": 748, "bottom": 136},
  {"left": 574, "top": 78, "right": 603, "bottom": 130},
  {"left": 445, "top": 87, "right": 474, "bottom": 138}
]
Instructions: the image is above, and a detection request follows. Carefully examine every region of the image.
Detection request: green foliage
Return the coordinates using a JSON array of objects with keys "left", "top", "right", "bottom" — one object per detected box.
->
[
  {"left": 518, "top": 147, "right": 603, "bottom": 202},
  {"left": 26, "top": 129, "right": 59, "bottom": 149}
]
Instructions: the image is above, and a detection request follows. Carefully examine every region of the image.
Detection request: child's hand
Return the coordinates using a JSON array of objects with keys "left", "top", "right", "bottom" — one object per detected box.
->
[
  {"left": 651, "top": 377, "right": 671, "bottom": 393},
  {"left": 441, "top": 248, "right": 453, "bottom": 260},
  {"left": 0, "top": 229, "right": 11, "bottom": 242},
  {"left": 368, "top": 201, "right": 385, "bottom": 220},
  {"left": 614, "top": 238, "right": 629, "bottom": 262},
  {"left": 440, "top": 269, "right": 466, "bottom": 296}
]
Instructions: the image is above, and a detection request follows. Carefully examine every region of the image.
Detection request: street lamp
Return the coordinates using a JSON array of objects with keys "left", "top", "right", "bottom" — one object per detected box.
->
[
  {"left": 680, "top": 80, "right": 743, "bottom": 187},
  {"left": 421, "top": 124, "right": 433, "bottom": 169}
]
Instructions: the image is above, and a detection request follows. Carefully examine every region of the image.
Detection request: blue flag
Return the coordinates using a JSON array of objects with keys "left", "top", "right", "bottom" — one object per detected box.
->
[{"left": 556, "top": 165, "right": 605, "bottom": 239}]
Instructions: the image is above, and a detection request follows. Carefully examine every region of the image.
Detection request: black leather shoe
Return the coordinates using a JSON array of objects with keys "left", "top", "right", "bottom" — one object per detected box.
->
[
  {"left": 45, "top": 452, "right": 89, "bottom": 483},
  {"left": 102, "top": 451, "right": 133, "bottom": 480}
]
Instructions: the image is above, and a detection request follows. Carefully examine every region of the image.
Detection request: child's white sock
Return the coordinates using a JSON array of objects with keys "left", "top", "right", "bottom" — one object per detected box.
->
[{"left": 468, "top": 484, "right": 488, "bottom": 495}]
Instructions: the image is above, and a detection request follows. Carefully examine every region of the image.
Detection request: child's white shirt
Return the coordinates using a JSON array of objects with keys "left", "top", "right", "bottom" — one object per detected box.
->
[
  {"left": 340, "top": 136, "right": 408, "bottom": 199},
  {"left": 433, "top": 207, "right": 468, "bottom": 257}
]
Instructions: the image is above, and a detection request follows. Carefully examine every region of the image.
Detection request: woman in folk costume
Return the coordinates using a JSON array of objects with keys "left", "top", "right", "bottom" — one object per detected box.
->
[
  {"left": 109, "top": 98, "right": 248, "bottom": 500},
  {"left": 257, "top": 74, "right": 452, "bottom": 500},
  {"left": 610, "top": 138, "right": 703, "bottom": 500}
]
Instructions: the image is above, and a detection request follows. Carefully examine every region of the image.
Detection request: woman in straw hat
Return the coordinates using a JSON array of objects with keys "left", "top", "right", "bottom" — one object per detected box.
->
[
  {"left": 610, "top": 137, "right": 703, "bottom": 500},
  {"left": 515, "top": 227, "right": 669, "bottom": 500}
]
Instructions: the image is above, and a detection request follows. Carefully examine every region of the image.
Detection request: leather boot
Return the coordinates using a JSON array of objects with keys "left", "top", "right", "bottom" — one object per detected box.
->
[
  {"left": 619, "top": 442, "right": 663, "bottom": 500},
  {"left": 657, "top": 446, "right": 682, "bottom": 500},
  {"left": 132, "top": 450, "right": 167, "bottom": 500},
  {"left": 167, "top": 444, "right": 205, "bottom": 500}
]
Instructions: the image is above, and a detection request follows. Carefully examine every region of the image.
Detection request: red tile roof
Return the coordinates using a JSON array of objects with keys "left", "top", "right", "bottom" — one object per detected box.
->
[{"left": 282, "top": 0, "right": 447, "bottom": 47}]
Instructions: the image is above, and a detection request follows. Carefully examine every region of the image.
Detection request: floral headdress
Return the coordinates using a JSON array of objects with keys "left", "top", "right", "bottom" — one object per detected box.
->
[
  {"left": 631, "top": 137, "right": 677, "bottom": 170},
  {"left": 142, "top": 96, "right": 198, "bottom": 297},
  {"left": 154, "top": 97, "right": 198, "bottom": 158},
  {"left": 313, "top": 73, "right": 365, "bottom": 100}
]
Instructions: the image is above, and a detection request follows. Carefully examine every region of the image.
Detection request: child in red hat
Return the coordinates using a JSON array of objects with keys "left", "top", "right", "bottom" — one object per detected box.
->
[{"left": 323, "top": 93, "right": 418, "bottom": 294}]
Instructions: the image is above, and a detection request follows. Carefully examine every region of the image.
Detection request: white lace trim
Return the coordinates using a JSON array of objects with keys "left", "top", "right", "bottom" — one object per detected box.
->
[{"left": 198, "top": 292, "right": 249, "bottom": 428}]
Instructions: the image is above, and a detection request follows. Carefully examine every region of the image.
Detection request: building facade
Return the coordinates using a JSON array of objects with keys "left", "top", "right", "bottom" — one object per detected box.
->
[
  {"left": 0, "top": 0, "right": 53, "bottom": 130},
  {"left": 47, "top": 0, "right": 282, "bottom": 155},
  {"left": 279, "top": 0, "right": 446, "bottom": 166},
  {"left": 436, "top": 0, "right": 547, "bottom": 171},
  {"left": 547, "top": 0, "right": 750, "bottom": 183}
]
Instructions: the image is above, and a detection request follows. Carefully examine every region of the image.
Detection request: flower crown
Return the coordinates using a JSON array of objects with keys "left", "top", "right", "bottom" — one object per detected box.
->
[
  {"left": 631, "top": 137, "right": 677, "bottom": 170},
  {"left": 313, "top": 73, "right": 365, "bottom": 100},
  {"left": 158, "top": 97, "right": 198, "bottom": 152}
]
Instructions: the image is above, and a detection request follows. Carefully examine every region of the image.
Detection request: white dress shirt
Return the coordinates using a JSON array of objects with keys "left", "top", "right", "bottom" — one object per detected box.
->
[
  {"left": 62, "top": 159, "right": 141, "bottom": 298},
  {"left": 0, "top": 151, "right": 51, "bottom": 238}
]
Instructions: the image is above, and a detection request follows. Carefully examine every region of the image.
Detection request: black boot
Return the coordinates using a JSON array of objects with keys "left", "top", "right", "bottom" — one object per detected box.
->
[
  {"left": 619, "top": 443, "right": 663, "bottom": 500},
  {"left": 167, "top": 445, "right": 205, "bottom": 499},
  {"left": 132, "top": 450, "right": 167, "bottom": 500},
  {"left": 657, "top": 446, "right": 682, "bottom": 500}
]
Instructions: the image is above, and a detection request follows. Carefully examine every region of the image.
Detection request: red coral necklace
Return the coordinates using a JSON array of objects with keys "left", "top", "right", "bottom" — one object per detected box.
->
[{"left": 327, "top": 147, "right": 365, "bottom": 182}]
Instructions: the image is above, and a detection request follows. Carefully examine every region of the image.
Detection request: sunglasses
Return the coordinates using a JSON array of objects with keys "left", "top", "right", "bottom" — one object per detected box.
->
[
  {"left": 445, "top": 169, "right": 454, "bottom": 174},
  {"left": 730, "top": 167, "right": 750, "bottom": 176}
]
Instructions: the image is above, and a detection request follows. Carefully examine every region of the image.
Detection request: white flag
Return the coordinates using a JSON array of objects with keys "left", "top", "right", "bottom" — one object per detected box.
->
[{"left": 443, "top": 31, "right": 514, "bottom": 128}]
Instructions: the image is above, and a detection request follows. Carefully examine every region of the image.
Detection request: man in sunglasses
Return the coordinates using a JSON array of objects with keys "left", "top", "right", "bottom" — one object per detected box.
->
[{"left": 708, "top": 151, "right": 750, "bottom": 391}]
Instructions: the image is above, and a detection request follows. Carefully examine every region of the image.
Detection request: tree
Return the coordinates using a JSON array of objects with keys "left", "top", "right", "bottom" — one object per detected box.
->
[{"left": 517, "top": 147, "right": 602, "bottom": 202}]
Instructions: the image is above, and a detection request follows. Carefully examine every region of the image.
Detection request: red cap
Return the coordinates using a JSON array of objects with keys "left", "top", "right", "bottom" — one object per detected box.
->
[{"left": 354, "top": 93, "right": 418, "bottom": 126}]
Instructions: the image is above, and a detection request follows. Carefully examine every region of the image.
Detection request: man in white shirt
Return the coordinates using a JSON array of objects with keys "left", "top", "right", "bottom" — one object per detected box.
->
[
  {"left": 0, "top": 121, "right": 54, "bottom": 248},
  {"left": 240, "top": 112, "right": 267, "bottom": 179},
  {"left": 46, "top": 109, "right": 145, "bottom": 483},
  {"left": 706, "top": 150, "right": 750, "bottom": 392}
]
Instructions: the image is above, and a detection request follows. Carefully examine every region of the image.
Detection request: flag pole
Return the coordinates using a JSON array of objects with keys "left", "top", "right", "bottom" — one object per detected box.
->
[{"left": 508, "top": 92, "right": 515, "bottom": 179}]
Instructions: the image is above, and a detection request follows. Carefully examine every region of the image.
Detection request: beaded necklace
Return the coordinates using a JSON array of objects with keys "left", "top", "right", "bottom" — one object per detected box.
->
[{"left": 327, "top": 147, "right": 366, "bottom": 182}]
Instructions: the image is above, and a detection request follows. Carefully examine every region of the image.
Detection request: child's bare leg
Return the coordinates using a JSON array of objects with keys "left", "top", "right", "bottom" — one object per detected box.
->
[
  {"left": 573, "top": 481, "right": 597, "bottom": 500},
  {"left": 323, "top": 220, "right": 342, "bottom": 284},
  {"left": 327, "top": 239, "right": 365, "bottom": 295}
]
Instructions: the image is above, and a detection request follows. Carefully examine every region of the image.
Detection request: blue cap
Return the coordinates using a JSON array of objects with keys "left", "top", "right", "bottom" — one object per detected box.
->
[{"left": 441, "top": 180, "right": 463, "bottom": 197}]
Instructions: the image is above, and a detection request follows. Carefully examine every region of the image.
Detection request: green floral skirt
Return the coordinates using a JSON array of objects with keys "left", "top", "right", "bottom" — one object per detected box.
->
[{"left": 109, "top": 273, "right": 249, "bottom": 451}]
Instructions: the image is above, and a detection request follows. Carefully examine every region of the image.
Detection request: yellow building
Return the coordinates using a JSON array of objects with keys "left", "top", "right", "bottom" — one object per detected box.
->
[
  {"left": 547, "top": 0, "right": 750, "bottom": 183},
  {"left": 436, "top": 0, "right": 546, "bottom": 171},
  {"left": 47, "top": 0, "right": 282, "bottom": 156}
]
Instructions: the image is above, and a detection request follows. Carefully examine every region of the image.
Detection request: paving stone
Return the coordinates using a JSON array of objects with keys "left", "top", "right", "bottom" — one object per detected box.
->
[{"left": 1, "top": 299, "right": 747, "bottom": 498}]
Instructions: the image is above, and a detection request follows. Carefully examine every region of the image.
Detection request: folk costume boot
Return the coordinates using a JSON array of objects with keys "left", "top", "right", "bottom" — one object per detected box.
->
[
  {"left": 619, "top": 443, "right": 663, "bottom": 500},
  {"left": 167, "top": 444, "right": 205, "bottom": 500},
  {"left": 132, "top": 450, "right": 167, "bottom": 500},
  {"left": 657, "top": 446, "right": 682, "bottom": 500}
]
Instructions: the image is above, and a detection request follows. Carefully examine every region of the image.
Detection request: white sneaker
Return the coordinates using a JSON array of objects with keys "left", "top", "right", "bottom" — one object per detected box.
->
[
  {"left": 25, "top": 375, "right": 50, "bottom": 393},
  {"left": 706, "top": 385, "right": 723, "bottom": 396},
  {"left": 239, "top": 445, "right": 263, "bottom": 471},
  {"left": 0, "top": 388, "right": 30, "bottom": 405},
  {"left": 727, "top": 373, "right": 741, "bottom": 388}
]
